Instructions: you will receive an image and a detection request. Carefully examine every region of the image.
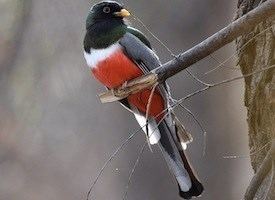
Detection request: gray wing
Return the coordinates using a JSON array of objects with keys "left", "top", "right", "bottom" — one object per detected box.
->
[{"left": 119, "top": 32, "right": 161, "bottom": 71}]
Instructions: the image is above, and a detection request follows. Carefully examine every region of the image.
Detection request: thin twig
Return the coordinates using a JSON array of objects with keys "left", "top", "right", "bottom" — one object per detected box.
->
[
  {"left": 223, "top": 141, "right": 271, "bottom": 159},
  {"left": 185, "top": 69, "right": 212, "bottom": 86},
  {"left": 131, "top": 13, "right": 175, "bottom": 56},
  {"left": 145, "top": 83, "right": 158, "bottom": 152},
  {"left": 174, "top": 65, "right": 275, "bottom": 108},
  {"left": 209, "top": 54, "right": 223, "bottom": 66},
  {"left": 86, "top": 126, "right": 144, "bottom": 200},
  {"left": 122, "top": 142, "right": 147, "bottom": 200}
]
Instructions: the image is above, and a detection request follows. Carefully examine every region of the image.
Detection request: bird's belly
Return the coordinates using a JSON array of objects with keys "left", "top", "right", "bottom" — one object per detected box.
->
[{"left": 91, "top": 50, "right": 165, "bottom": 120}]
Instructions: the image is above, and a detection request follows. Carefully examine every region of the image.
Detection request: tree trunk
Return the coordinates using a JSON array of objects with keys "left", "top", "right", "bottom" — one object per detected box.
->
[{"left": 236, "top": 0, "right": 275, "bottom": 199}]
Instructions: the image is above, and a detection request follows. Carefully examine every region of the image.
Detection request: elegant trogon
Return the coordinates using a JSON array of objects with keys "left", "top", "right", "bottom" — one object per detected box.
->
[{"left": 83, "top": 1, "right": 203, "bottom": 199}]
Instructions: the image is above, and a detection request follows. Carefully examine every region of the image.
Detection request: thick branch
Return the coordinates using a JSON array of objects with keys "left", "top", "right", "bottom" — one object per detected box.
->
[{"left": 99, "top": 0, "right": 275, "bottom": 103}]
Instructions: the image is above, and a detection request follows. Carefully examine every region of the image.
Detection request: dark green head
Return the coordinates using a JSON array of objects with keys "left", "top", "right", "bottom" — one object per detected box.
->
[
  {"left": 84, "top": 1, "right": 130, "bottom": 50},
  {"left": 86, "top": 1, "right": 130, "bottom": 29}
]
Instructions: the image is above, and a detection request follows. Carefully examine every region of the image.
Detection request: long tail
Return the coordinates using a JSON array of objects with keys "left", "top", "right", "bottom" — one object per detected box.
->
[{"left": 158, "top": 120, "right": 204, "bottom": 199}]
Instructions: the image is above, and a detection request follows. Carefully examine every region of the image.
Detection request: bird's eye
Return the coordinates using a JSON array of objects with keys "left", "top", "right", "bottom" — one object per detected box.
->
[{"left": 103, "top": 6, "right": 111, "bottom": 13}]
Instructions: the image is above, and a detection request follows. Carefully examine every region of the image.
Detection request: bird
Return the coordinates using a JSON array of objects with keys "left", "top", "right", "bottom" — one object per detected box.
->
[{"left": 83, "top": 1, "right": 203, "bottom": 199}]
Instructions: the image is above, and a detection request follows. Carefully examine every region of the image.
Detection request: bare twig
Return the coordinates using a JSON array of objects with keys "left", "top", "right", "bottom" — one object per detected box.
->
[
  {"left": 185, "top": 69, "right": 212, "bottom": 86},
  {"left": 244, "top": 139, "right": 275, "bottom": 200},
  {"left": 174, "top": 65, "right": 275, "bottom": 108},
  {"left": 86, "top": 126, "right": 144, "bottom": 200},
  {"left": 223, "top": 141, "right": 271, "bottom": 159},
  {"left": 122, "top": 142, "right": 147, "bottom": 200},
  {"left": 145, "top": 83, "right": 158, "bottom": 152}
]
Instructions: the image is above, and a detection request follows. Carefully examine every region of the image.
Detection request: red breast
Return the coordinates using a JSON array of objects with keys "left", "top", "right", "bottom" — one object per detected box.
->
[{"left": 92, "top": 49, "right": 165, "bottom": 121}]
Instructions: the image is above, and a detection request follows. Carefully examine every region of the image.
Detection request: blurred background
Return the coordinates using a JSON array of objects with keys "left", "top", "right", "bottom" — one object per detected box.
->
[{"left": 0, "top": 0, "right": 253, "bottom": 199}]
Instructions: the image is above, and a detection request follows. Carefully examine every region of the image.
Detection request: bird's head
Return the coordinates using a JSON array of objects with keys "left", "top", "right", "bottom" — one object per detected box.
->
[{"left": 86, "top": 1, "right": 130, "bottom": 30}]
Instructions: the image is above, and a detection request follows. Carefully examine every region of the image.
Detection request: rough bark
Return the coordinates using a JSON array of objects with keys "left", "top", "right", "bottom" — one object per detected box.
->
[{"left": 236, "top": 0, "right": 275, "bottom": 199}]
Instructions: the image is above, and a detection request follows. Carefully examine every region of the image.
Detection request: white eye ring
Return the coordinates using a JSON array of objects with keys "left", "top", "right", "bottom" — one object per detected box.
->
[{"left": 103, "top": 6, "right": 111, "bottom": 13}]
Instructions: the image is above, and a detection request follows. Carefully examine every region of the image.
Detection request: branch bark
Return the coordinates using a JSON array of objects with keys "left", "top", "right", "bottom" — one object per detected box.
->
[{"left": 99, "top": 0, "right": 275, "bottom": 103}]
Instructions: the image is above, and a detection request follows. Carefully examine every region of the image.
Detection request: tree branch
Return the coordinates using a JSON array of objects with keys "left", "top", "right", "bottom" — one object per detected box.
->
[{"left": 99, "top": 0, "right": 275, "bottom": 103}]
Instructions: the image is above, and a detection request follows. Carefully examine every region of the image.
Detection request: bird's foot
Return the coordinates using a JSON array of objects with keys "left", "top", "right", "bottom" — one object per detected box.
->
[{"left": 121, "top": 81, "right": 128, "bottom": 89}]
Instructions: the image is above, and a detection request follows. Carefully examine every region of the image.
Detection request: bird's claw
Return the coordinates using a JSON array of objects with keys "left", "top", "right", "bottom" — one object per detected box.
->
[{"left": 122, "top": 81, "right": 128, "bottom": 89}]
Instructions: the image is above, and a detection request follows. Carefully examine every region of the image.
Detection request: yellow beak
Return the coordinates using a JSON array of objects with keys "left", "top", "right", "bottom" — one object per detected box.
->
[{"left": 114, "top": 9, "right": 131, "bottom": 17}]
